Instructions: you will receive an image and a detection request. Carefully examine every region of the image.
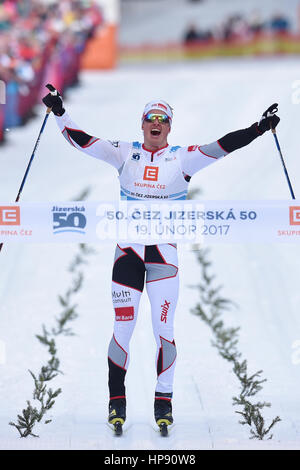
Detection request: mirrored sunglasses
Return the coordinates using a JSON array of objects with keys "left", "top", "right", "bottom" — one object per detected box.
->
[{"left": 144, "top": 113, "right": 170, "bottom": 124}]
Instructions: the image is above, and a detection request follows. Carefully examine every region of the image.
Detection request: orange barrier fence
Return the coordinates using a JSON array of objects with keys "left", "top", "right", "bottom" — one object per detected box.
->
[{"left": 80, "top": 24, "right": 118, "bottom": 70}]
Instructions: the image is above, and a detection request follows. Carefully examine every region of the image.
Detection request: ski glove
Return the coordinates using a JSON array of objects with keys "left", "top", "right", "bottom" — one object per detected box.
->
[
  {"left": 42, "top": 84, "right": 65, "bottom": 116},
  {"left": 257, "top": 103, "right": 280, "bottom": 134}
]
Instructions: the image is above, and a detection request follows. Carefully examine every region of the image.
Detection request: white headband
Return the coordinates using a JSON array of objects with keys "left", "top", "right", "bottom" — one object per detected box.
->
[{"left": 142, "top": 100, "right": 173, "bottom": 125}]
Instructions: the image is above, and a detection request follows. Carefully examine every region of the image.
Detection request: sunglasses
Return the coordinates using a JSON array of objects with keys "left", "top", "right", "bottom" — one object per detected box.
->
[{"left": 144, "top": 113, "right": 170, "bottom": 124}]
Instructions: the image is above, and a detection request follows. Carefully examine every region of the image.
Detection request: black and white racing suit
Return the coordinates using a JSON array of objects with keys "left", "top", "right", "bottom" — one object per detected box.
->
[{"left": 55, "top": 112, "right": 262, "bottom": 403}]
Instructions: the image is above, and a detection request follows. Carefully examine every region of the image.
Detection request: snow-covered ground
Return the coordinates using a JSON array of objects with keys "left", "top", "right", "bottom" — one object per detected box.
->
[
  {"left": 0, "top": 57, "right": 300, "bottom": 449},
  {"left": 119, "top": 0, "right": 300, "bottom": 46}
]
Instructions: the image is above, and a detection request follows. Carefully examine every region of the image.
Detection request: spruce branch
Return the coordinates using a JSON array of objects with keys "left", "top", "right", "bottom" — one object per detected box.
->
[
  {"left": 73, "top": 186, "right": 92, "bottom": 202},
  {"left": 69, "top": 254, "right": 87, "bottom": 272},
  {"left": 191, "top": 247, "right": 281, "bottom": 440},
  {"left": 52, "top": 305, "right": 79, "bottom": 336},
  {"left": 10, "top": 238, "right": 95, "bottom": 438},
  {"left": 187, "top": 187, "right": 202, "bottom": 200},
  {"left": 79, "top": 243, "right": 96, "bottom": 256}
]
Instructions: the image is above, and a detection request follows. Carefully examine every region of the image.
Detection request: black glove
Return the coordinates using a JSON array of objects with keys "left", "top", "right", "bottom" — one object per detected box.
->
[
  {"left": 42, "top": 84, "right": 65, "bottom": 116},
  {"left": 257, "top": 103, "right": 280, "bottom": 134}
]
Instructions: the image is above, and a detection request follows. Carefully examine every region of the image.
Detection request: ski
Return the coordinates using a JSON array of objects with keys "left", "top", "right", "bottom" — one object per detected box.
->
[
  {"left": 107, "top": 419, "right": 133, "bottom": 437},
  {"left": 108, "top": 397, "right": 126, "bottom": 436},
  {"left": 113, "top": 420, "right": 123, "bottom": 436},
  {"left": 154, "top": 396, "right": 173, "bottom": 437}
]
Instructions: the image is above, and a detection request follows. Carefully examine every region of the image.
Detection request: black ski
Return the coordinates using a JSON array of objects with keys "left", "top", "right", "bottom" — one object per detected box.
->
[{"left": 113, "top": 420, "right": 123, "bottom": 436}]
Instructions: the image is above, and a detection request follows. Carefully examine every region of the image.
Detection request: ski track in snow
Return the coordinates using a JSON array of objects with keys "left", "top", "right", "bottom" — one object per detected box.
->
[{"left": 1, "top": 58, "right": 300, "bottom": 450}]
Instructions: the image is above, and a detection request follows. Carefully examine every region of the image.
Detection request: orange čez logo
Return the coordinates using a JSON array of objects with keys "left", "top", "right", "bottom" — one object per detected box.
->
[
  {"left": 143, "top": 166, "right": 159, "bottom": 181},
  {"left": 289, "top": 206, "right": 300, "bottom": 225},
  {"left": 0, "top": 206, "right": 20, "bottom": 225}
]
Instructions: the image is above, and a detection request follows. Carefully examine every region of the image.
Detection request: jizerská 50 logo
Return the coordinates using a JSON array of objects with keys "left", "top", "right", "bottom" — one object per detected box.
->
[{"left": 52, "top": 206, "right": 86, "bottom": 234}]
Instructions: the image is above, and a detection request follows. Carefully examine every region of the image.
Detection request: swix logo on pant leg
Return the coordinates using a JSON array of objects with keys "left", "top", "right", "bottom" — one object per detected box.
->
[
  {"left": 160, "top": 300, "right": 170, "bottom": 323},
  {"left": 0, "top": 207, "right": 20, "bottom": 225},
  {"left": 143, "top": 166, "right": 159, "bottom": 181}
]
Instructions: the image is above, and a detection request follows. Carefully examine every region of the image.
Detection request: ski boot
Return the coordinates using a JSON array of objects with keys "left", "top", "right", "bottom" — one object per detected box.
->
[
  {"left": 108, "top": 397, "right": 126, "bottom": 436},
  {"left": 154, "top": 393, "right": 173, "bottom": 437}
]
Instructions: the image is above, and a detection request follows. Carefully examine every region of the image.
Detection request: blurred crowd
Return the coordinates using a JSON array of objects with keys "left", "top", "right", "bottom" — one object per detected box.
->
[
  {"left": 0, "top": 0, "right": 102, "bottom": 142},
  {"left": 184, "top": 10, "right": 291, "bottom": 44}
]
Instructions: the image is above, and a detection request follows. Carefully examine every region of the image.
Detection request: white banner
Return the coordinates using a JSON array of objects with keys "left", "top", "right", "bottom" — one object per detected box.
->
[{"left": 0, "top": 200, "right": 300, "bottom": 244}]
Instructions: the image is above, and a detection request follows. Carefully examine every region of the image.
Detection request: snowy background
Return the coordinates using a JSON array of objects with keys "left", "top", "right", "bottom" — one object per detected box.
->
[
  {"left": 120, "top": 0, "right": 300, "bottom": 46},
  {"left": 1, "top": 0, "right": 300, "bottom": 451}
]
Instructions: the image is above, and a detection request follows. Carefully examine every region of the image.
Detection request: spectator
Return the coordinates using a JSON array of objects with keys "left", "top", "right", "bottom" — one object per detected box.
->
[
  {"left": 270, "top": 12, "right": 290, "bottom": 34},
  {"left": 0, "top": 1, "right": 103, "bottom": 86},
  {"left": 222, "top": 14, "right": 249, "bottom": 41},
  {"left": 183, "top": 24, "right": 200, "bottom": 44},
  {"left": 183, "top": 23, "right": 213, "bottom": 44},
  {"left": 0, "top": 0, "right": 103, "bottom": 141},
  {"left": 249, "top": 10, "right": 265, "bottom": 35}
]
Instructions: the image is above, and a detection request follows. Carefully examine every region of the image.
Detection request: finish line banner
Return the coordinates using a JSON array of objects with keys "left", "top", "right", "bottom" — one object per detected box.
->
[{"left": 1, "top": 201, "right": 300, "bottom": 244}]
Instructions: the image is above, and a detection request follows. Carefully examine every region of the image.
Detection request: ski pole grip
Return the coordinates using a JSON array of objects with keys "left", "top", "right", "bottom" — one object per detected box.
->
[{"left": 46, "top": 107, "right": 52, "bottom": 114}]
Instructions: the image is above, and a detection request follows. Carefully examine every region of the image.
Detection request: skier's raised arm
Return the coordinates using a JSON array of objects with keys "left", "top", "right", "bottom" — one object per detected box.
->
[
  {"left": 179, "top": 104, "right": 280, "bottom": 178},
  {"left": 42, "top": 84, "right": 130, "bottom": 172}
]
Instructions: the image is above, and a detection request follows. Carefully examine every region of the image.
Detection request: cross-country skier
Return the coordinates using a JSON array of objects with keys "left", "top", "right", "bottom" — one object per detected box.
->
[{"left": 42, "top": 84, "right": 279, "bottom": 436}]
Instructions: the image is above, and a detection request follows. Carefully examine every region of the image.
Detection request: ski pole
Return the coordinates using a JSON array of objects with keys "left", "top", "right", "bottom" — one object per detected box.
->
[
  {"left": 0, "top": 107, "right": 52, "bottom": 253},
  {"left": 271, "top": 127, "right": 296, "bottom": 200}
]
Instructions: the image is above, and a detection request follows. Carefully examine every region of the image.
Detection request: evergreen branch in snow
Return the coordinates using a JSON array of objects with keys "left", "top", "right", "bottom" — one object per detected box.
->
[
  {"left": 10, "top": 241, "right": 95, "bottom": 438},
  {"left": 69, "top": 255, "right": 87, "bottom": 272},
  {"left": 186, "top": 187, "right": 202, "bottom": 200},
  {"left": 191, "top": 248, "right": 281, "bottom": 440},
  {"left": 52, "top": 305, "right": 79, "bottom": 337},
  {"left": 79, "top": 243, "right": 96, "bottom": 256},
  {"left": 73, "top": 186, "right": 92, "bottom": 202},
  {"left": 70, "top": 271, "right": 84, "bottom": 293},
  {"left": 9, "top": 401, "right": 40, "bottom": 438}
]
